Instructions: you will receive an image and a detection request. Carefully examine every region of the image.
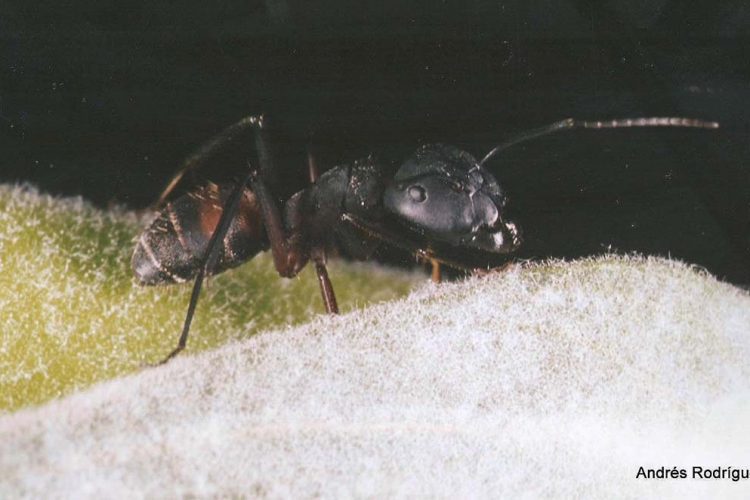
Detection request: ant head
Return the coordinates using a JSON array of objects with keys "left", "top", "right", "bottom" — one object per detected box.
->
[{"left": 384, "top": 144, "right": 521, "bottom": 253}]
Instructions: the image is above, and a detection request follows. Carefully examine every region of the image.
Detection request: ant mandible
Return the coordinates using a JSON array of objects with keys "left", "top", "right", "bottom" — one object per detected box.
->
[{"left": 132, "top": 114, "right": 718, "bottom": 364}]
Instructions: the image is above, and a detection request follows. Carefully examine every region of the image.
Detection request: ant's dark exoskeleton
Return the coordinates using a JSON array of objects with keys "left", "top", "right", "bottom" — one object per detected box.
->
[{"left": 132, "top": 114, "right": 719, "bottom": 364}]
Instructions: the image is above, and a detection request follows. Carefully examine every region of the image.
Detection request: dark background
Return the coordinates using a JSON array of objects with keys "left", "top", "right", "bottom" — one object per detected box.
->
[{"left": 1, "top": 0, "right": 749, "bottom": 284}]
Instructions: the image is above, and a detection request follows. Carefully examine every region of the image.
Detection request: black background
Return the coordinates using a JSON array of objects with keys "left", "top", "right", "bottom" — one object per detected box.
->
[{"left": 1, "top": 0, "right": 749, "bottom": 284}]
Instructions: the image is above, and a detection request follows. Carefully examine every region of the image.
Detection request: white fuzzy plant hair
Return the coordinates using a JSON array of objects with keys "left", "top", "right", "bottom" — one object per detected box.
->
[{"left": 1, "top": 190, "right": 748, "bottom": 500}]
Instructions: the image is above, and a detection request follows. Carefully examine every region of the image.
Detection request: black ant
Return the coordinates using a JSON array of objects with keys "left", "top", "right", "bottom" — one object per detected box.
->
[{"left": 132, "top": 115, "right": 719, "bottom": 364}]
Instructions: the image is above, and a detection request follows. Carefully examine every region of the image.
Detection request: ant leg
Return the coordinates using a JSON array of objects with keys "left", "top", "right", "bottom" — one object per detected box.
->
[
  {"left": 249, "top": 170, "right": 306, "bottom": 278},
  {"left": 430, "top": 260, "right": 442, "bottom": 283},
  {"left": 154, "top": 115, "right": 268, "bottom": 208},
  {"left": 479, "top": 116, "right": 719, "bottom": 165},
  {"left": 306, "top": 148, "right": 339, "bottom": 314},
  {"left": 341, "top": 213, "right": 479, "bottom": 273},
  {"left": 314, "top": 259, "right": 339, "bottom": 313},
  {"left": 154, "top": 171, "right": 254, "bottom": 365}
]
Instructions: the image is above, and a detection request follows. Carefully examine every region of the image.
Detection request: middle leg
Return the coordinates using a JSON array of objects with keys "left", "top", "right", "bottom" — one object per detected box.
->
[{"left": 307, "top": 148, "right": 339, "bottom": 314}]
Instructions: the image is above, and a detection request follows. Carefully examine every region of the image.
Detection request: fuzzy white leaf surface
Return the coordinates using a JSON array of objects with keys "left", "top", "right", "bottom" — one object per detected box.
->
[{"left": 1, "top": 256, "right": 749, "bottom": 498}]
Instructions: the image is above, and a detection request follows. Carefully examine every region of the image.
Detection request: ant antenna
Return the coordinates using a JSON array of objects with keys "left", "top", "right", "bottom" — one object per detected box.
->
[{"left": 479, "top": 117, "right": 720, "bottom": 166}]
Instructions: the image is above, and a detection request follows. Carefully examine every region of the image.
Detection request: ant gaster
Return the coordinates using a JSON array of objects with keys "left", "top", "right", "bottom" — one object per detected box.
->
[{"left": 132, "top": 115, "right": 719, "bottom": 363}]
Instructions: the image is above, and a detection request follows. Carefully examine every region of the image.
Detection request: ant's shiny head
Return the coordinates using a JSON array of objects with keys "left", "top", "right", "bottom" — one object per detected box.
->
[{"left": 384, "top": 144, "right": 521, "bottom": 253}]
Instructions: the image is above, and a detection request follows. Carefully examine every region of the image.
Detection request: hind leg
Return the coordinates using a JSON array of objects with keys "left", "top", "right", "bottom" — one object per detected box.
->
[{"left": 154, "top": 115, "right": 270, "bottom": 208}]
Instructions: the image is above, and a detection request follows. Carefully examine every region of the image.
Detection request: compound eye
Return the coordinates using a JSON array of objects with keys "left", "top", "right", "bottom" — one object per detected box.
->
[{"left": 407, "top": 185, "right": 427, "bottom": 202}]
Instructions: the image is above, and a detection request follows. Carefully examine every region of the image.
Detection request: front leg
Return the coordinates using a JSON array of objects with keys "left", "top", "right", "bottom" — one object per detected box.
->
[{"left": 341, "top": 213, "right": 481, "bottom": 273}]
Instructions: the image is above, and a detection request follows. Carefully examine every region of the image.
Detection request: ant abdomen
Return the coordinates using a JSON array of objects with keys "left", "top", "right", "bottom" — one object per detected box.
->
[{"left": 132, "top": 183, "right": 268, "bottom": 285}]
